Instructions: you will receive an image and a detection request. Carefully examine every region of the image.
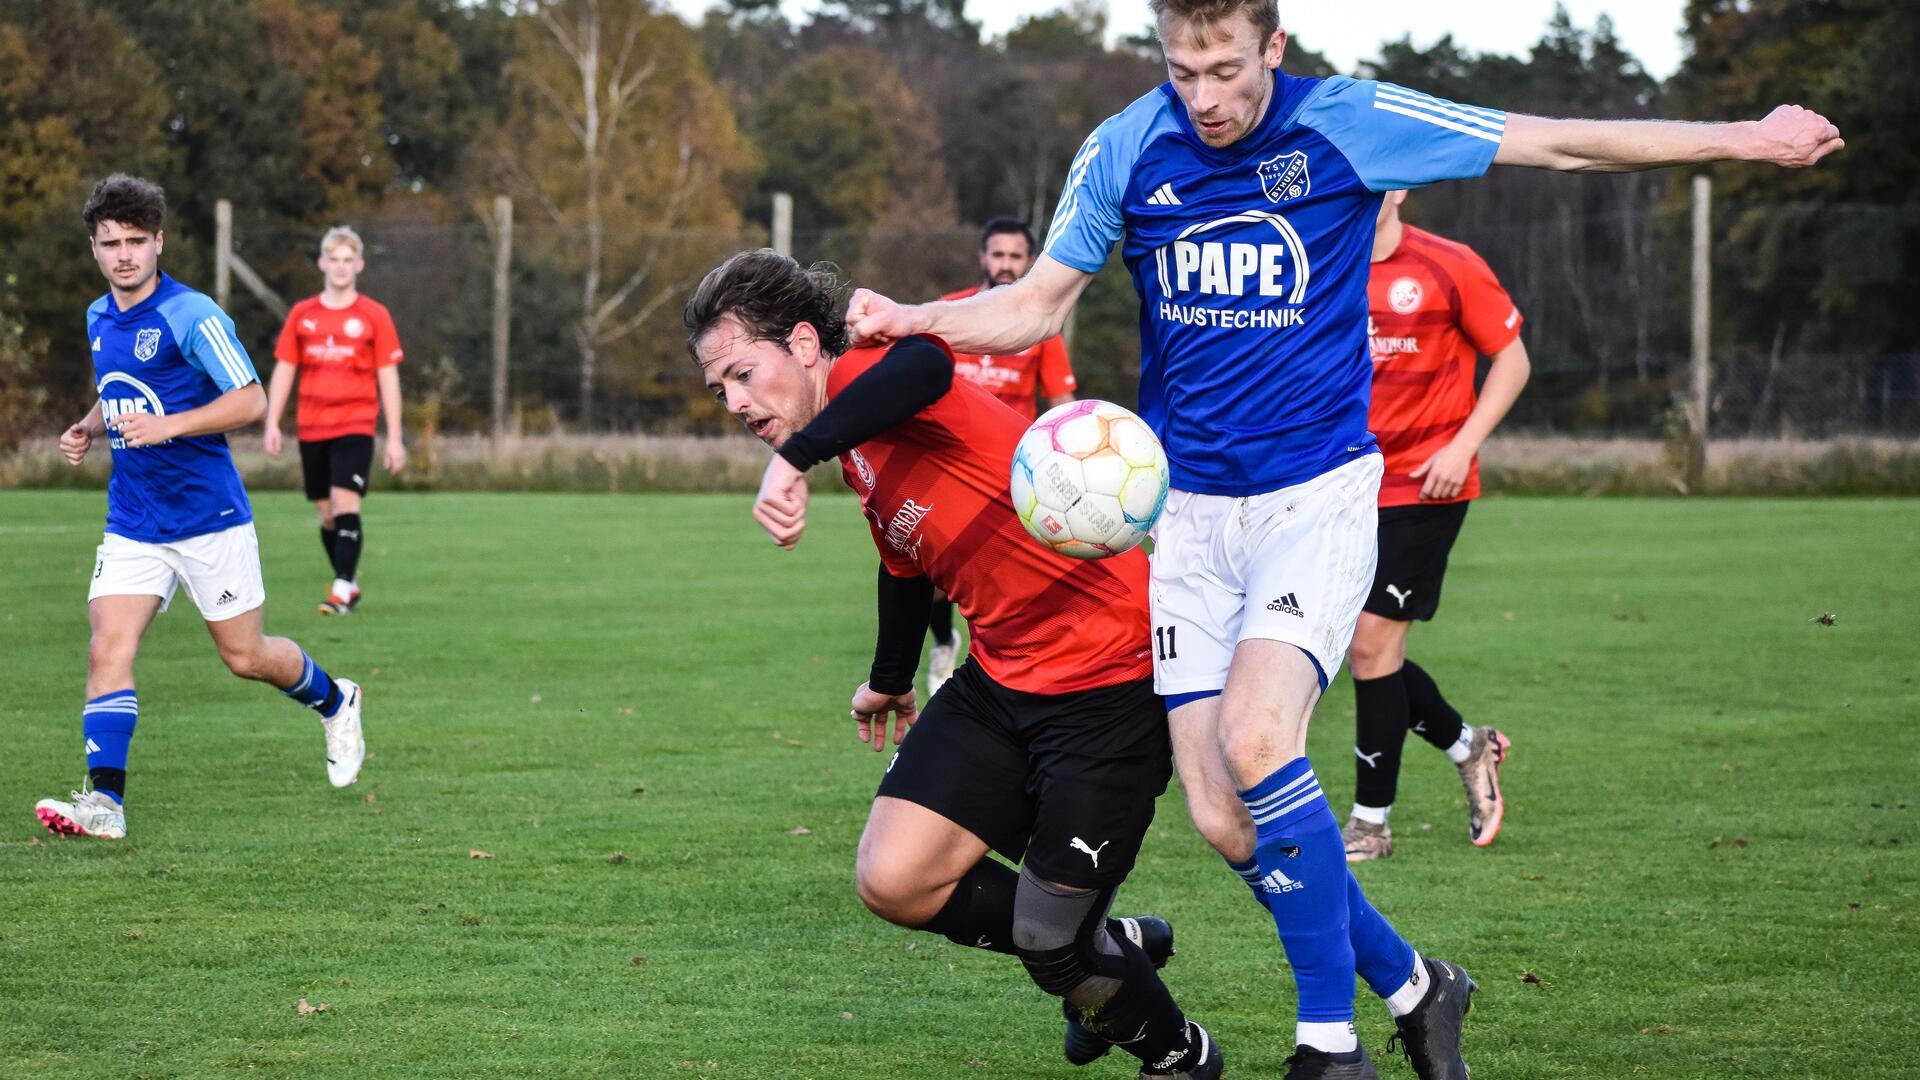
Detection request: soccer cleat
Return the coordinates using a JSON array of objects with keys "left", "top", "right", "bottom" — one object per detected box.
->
[
  {"left": 1387, "top": 956, "right": 1477, "bottom": 1080},
  {"left": 1457, "top": 727, "right": 1510, "bottom": 847},
  {"left": 926, "top": 642, "right": 956, "bottom": 697},
  {"left": 322, "top": 678, "right": 365, "bottom": 787},
  {"left": 1139, "top": 1021, "right": 1224, "bottom": 1079},
  {"left": 34, "top": 789, "right": 126, "bottom": 839},
  {"left": 1065, "top": 916, "right": 1176, "bottom": 1064},
  {"left": 1281, "top": 1044, "right": 1382, "bottom": 1079},
  {"left": 317, "top": 585, "right": 360, "bottom": 616},
  {"left": 1343, "top": 816, "right": 1394, "bottom": 862}
]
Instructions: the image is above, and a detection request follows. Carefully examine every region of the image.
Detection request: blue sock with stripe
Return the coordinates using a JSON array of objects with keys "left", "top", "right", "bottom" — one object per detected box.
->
[
  {"left": 1348, "top": 869, "right": 1417, "bottom": 998},
  {"left": 282, "top": 651, "right": 343, "bottom": 718},
  {"left": 84, "top": 690, "right": 138, "bottom": 802},
  {"left": 1241, "top": 757, "right": 1355, "bottom": 1029}
]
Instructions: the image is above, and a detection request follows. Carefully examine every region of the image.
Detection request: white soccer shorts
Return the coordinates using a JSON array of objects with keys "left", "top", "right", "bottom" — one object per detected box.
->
[
  {"left": 1148, "top": 454, "right": 1382, "bottom": 696},
  {"left": 89, "top": 523, "right": 266, "bottom": 622}
]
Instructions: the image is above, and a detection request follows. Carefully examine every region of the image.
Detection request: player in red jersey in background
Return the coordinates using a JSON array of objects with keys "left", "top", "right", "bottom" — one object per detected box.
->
[
  {"left": 264, "top": 225, "right": 406, "bottom": 615},
  {"left": 925, "top": 217, "right": 1082, "bottom": 696},
  {"left": 1343, "top": 191, "right": 1530, "bottom": 862},
  {"left": 687, "top": 250, "right": 1222, "bottom": 1079}
]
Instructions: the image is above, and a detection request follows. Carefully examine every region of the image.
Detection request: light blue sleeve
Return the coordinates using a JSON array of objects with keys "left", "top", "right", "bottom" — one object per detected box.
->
[
  {"left": 1042, "top": 90, "right": 1181, "bottom": 274},
  {"left": 1296, "top": 77, "right": 1506, "bottom": 193},
  {"left": 161, "top": 292, "right": 258, "bottom": 391}
]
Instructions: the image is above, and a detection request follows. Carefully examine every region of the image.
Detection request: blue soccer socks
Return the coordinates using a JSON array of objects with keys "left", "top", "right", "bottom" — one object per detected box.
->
[
  {"left": 282, "top": 651, "right": 344, "bottom": 718},
  {"left": 83, "top": 690, "right": 138, "bottom": 802},
  {"left": 1241, "top": 758, "right": 1357, "bottom": 1039}
]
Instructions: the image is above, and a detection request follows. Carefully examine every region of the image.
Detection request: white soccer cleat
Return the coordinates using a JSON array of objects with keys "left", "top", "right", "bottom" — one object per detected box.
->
[
  {"left": 927, "top": 643, "right": 957, "bottom": 697},
  {"left": 35, "top": 789, "right": 126, "bottom": 839},
  {"left": 322, "top": 678, "right": 365, "bottom": 787}
]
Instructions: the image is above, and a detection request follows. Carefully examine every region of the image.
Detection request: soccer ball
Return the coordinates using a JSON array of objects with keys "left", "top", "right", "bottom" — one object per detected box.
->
[{"left": 1011, "top": 400, "right": 1170, "bottom": 559}]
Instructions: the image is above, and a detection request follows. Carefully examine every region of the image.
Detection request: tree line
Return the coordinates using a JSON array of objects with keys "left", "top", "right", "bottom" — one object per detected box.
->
[{"left": 1, "top": 0, "right": 1913, "bottom": 445}]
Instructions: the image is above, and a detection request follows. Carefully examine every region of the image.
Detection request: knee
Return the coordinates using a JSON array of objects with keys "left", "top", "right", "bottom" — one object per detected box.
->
[
  {"left": 217, "top": 640, "right": 269, "bottom": 681},
  {"left": 1347, "top": 621, "right": 1404, "bottom": 680},
  {"left": 853, "top": 856, "right": 938, "bottom": 929},
  {"left": 1185, "top": 794, "right": 1255, "bottom": 864},
  {"left": 87, "top": 631, "right": 136, "bottom": 677}
]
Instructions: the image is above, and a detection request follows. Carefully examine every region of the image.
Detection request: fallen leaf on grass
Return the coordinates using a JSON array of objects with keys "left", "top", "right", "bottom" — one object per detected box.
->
[
  {"left": 607, "top": 851, "right": 629, "bottom": 864},
  {"left": 27, "top": 837, "right": 40, "bottom": 848},
  {"left": 840, "top": 1012, "right": 854, "bottom": 1021},
  {"left": 1520, "top": 970, "right": 1543, "bottom": 987},
  {"left": 787, "top": 827, "right": 812, "bottom": 836},
  {"left": 631, "top": 955, "right": 647, "bottom": 965},
  {"left": 530, "top": 694, "right": 542, "bottom": 704},
  {"left": 1848, "top": 901, "right": 1862, "bottom": 910},
  {"left": 1731, "top": 837, "right": 1749, "bottom": 848},
  {"left": 1811, "top": 612, "right": 1837, "bottom": 626},
  {"left": 419, "top": 906, "right": 433, "bottom": 915},
  {"left": 630, "top": 787, "right": 645, "bottom": 796},
  {"left": 125, "top": 929, "right": 143, "bottom": 940},
  {"left": 469, "top": 849, "right": 494, "bottom": 859},
  {"left": 617, "top": 707, "right": 635, "bottom": 717},
  {"left": 296, "top": 999, "right": 328, "bottom": 1015},
  {"left": 458, "top": 914, "right": 483, "bottom": 926}
]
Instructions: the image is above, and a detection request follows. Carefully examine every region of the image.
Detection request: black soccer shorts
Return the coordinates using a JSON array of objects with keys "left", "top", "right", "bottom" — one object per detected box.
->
[
  {"left": 299, "top": 434, "right": 376, "bottom": 502},
  {"left": 1361, "top": 501, "right": 1471, "bottom": 622},
  {"left": 875, "top": 662, "right": 1171, "bottom": 891}
]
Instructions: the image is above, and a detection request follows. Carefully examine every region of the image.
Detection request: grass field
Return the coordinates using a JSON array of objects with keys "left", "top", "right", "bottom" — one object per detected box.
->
[{"left": 1, "top": 491, "right": 1915, "bottom": 1078}]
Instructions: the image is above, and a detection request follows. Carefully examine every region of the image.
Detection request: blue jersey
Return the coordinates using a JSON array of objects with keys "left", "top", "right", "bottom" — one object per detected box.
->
[
  {"left": 1045, "top": 75, "right": 1506, "bottom": 495},
  {"left": 89, "top": 273, "right": 259, "bottom": 543}
]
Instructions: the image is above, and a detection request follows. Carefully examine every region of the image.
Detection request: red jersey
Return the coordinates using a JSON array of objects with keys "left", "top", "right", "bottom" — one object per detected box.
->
[
  {"left": 832, "top": 341, "right": 1151, "bottom": 695},
  {"left": 1367, "top": 226, "right": 1522, "bottom": 507},
  {"left": 273, "top": 294, "right": 404, "bottom": 441},
  {"left": 940, "top": 284, "right": 1077, "bottom": 421}
]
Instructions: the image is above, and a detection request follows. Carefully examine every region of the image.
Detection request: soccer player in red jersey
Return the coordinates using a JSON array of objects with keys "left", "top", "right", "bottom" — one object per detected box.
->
[
  {"left": 924, "top": 217, "right": 1082, "bottom": 696},
  {"left": 264, "top": 226, "right": 406, "bottom": 615},
  {"left": 686, "top": 250, "right": 1222, "bottom": 1079},
  {"left": 1342, "top": 191, "right": 1531, "bottom": 862}
]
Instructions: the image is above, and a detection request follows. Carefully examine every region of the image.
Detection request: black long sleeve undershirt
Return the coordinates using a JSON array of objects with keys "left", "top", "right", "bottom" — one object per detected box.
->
[
  {"left": 776, "top": 335, "right": 952, "bottom": 473},
  {"left": 870, "top": 563, "right": 935, "bottom": 697}
]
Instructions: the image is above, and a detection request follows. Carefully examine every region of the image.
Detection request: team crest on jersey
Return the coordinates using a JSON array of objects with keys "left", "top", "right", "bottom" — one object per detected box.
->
[
  {"left": 849, "top": 448, "right": 875, "bottom": 490},
  {"left": 1256, "top": 151, "right": 1311, "bottom": 203},
  {"left": 1388, "top": 277, "right": 1424, "bottom": 314},
  {"left": 344, "top": 317, "right": 365, "bottom": 339},
  {"left": 133, "top": 328, "right": 163, "bottom": 362}
]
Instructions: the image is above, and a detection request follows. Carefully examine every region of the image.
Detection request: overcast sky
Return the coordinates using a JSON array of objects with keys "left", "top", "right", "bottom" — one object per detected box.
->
[{"left": 668, "top": 0, "right": 1688, "bottom": 79}]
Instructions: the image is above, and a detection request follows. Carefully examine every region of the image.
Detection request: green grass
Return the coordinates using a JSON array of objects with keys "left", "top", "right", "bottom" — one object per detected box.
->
[{"left": 1, "top": 492, "right": 1916, "bottom": 1078}]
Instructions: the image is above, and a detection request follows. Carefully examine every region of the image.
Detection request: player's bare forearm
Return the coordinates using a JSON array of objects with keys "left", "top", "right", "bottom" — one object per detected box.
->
[
  {"left": 165, "top": 383, "right": 267, "bottom": 439},
  {"left": 377, "top": 366, "right": 404, "bottom": 442},
  {"left": 850, "top": 257, "right": 1092, "bottom": 353},
  {"left": 264, "top": 360, "right": 297, "bottom": 431},
  {"left": 74, "top": 401, "right": 106, "bottom": 437},
  {"left": 1496, "top": 106, "right": 1842, "bottom": 173},
  {"left": 1452, "top": 339, "right": 1530, "bottom": 452}
]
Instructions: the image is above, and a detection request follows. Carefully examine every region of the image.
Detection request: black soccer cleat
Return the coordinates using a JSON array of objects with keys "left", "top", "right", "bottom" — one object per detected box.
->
[
  {"left": 1282, "top": 1043, "right": 1382, "bottom": 1079},
  {"left": 1063, "top": 916, "right": 1176, "bottom": 1065},
  {"left": 1386, "top": 956, "right": 1477, "bottom": 1080},
  {"left": 1139, "top": 1020, "right": 1224, "bottom": 1079}
]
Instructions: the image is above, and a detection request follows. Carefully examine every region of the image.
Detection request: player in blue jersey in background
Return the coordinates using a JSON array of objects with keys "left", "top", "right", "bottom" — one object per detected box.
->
[
  {"left": 846, "top": 2, "right": 1843, "bottom": 1076},
  {"left": 34, "top": 174, "right": 367, "bottom": 841}
]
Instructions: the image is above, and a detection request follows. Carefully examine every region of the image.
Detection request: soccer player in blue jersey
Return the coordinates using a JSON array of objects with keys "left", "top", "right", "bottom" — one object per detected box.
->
[
  {"left": 847, "top": 3, "right": 1843, "bottom": 1076},
  {"left": 33, "top": 175, "right": 367, "bottom": 841}
]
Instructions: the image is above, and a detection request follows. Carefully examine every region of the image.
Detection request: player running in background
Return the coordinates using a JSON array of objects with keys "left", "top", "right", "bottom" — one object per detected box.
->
[
  {"left": 1343, "top": 191, "right": 1529, "bottom": 862},
  {"left": 264, "top": 225, "right": 406, "bottom": 615},
  {"left": 845, "top": 0, "right": 1842, "bottom": 1074},
  {"left": 924, "top": 217, "right": 1081, "bottom": 695},
  {"left": 690, "top": 249, "right": 1222, "bottom": 1079},
  {"left": 35, "top": 175, "right": 365, "bottom": 841}
]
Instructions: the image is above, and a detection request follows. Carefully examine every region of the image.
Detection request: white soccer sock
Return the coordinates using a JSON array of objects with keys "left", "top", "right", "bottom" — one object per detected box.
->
[
  {"left": 1296, "top": 1020, "right": 1358, "bottom": 1054},
  {"left": 332, "top": 577, "right": 355, "bottom": 599},
  {"left": 1385, "top": 952, "right": 1433, "bottom": 1017},
  {"left": 1351, "top": 803, "right": 1390, "bottom": 825},
  {"left": 1445, "top": 727, "right": 1474, "bottom": 765}
]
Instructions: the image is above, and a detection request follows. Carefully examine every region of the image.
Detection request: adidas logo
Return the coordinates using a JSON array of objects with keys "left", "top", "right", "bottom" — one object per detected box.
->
[
  {"left": 216, "top": 589, "right": 237, "bottom": 605},
  {"left": 1145, "top": 182, "right": 1181, "bottom": 206},
  {"left": 1266, "top": 592, "right": 1304, "bottom": 617},
  {"left": 1257, "top": 867, "right": 1304, "bottom": 895}
]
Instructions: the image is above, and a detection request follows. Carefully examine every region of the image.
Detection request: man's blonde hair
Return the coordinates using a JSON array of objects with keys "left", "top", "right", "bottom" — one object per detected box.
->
[
  {"left": 319, "top": 224, "right": 364, "bottom": 258},
  {"left": 1149, "top": 0, "right": 1279, "bottom": 48}
]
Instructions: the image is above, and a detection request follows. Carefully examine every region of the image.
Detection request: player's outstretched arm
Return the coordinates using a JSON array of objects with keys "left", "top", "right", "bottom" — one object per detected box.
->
[
  {"left": 1495, "top": 105, "right": 1843, "bottom": 173},
  {"left": 847, "top": 256, "right": 1095, "bottom": 355},
  {"left": 59, "top": 402, "right": 105, "bottom": 465},
  {"left": 109, "top": 383, "right": 266, "bottom": 449}
]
